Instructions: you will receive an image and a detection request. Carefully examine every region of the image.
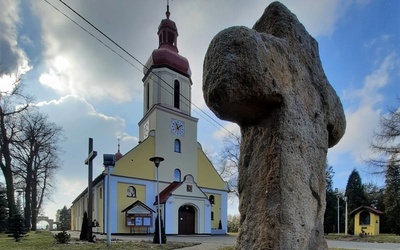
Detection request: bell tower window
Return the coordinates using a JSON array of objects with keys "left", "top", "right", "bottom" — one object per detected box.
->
[
  {"left": 174, "top": 139, "right": 181, "bottom": 153},
  {"left": 168, "top": 31, "right": 174, "bottom": 45},
  {"left": 146, "top": 83, "right": 150, "bottom": 110},
  {"left": 174, "top": 80, "right": 180, "bottom": 109}
]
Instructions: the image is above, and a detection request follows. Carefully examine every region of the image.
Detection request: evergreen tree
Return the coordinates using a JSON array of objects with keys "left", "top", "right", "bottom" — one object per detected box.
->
[
  {"left": 79, "top": 211, "right": 88, "bottom": 240},
  {"left": 345, "top": 169, "right": 369, "bottom": 234},
  {"left": 59, "top": 206, "right": 71, "bottom": 231},
  {"left": 384, "top": 158, "right": 400, "bottom": 235},
  {"left": 324, "top": 164, "right": 337, "bottom": 234},
  {"left": 153, "top": 214, "right": 167, "bottom": 244},
  {"left": 8, "top": 212, "right": 27, "bottom": 242},
  {"left": 345, "top": 169, "right": 369, "bottom": 212}
]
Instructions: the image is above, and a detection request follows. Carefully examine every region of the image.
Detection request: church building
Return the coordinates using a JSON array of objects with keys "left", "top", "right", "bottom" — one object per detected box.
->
[{"left": 70, "top": 6, "right": 229, "bottom": 235}]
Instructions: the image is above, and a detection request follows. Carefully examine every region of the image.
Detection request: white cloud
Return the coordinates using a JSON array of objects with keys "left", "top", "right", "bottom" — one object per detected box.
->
[
  {"left": 31, "top": 1, "right": 143, "bottom": 104},
  {"left": 329, "top": 53, "right": 398, "bottom": 164},
  {"left": 0, "top": 0, "right": 31, "bottom": 88},
  {"left": 35, "top": 95, "right": 138, "bottom": 217},
  {"left": 213, "top": 123, "right": 240, "bottom": 140}
]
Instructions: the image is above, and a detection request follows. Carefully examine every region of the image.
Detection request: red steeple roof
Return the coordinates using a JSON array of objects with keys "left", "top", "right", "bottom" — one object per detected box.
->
[{"left": 143, "top": 6, "right": 191, "bottom": 78}]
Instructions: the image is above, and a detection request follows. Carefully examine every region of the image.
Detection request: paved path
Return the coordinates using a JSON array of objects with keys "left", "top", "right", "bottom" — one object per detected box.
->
[{"left": 65, "top": 231, "right": 400, "bottom": 249}]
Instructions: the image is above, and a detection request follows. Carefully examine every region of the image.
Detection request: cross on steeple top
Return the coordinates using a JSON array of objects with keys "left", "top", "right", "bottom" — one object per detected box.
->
[{"left": 166, "top": 0, "right": 170, "bottom": 19}]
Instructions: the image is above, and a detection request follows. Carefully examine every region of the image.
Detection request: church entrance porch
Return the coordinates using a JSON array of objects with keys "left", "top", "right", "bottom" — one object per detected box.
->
[{"left": 178, "top": 205, "right": 195, "bottom": 234}]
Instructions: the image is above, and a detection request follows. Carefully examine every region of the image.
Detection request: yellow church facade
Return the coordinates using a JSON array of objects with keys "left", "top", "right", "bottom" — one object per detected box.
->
[{"left": 70, "top": 6, "right": 229, "bottom": 235}]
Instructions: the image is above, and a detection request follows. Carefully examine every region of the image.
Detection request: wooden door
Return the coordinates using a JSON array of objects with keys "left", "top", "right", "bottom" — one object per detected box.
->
[{"left": 178, "top": 205, "right": 195, "bottom": 234}]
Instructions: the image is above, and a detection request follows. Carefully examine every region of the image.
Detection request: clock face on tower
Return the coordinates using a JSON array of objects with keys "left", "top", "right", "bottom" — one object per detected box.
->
[{"left": 171, "top": 119, "right": 185, "bottom": 136}]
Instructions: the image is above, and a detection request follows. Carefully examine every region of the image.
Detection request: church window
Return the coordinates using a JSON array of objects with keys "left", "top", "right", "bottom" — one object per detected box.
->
[
  {"left": 99, "top": 188, "right": 102, "bottom": 199},
  {"left": 146, "top": 83, "right": 150, "bottom": 110},
  {"left": 209, "top": 195, "right": 215, "bottom": 205},
  {"left": 127, "top": 186, "right": 136, "bottom": 198},
  {"left": 186, "top": 185, "right": 193, "bottom": 192},
  {"left": 359, "top": 211, "right": 370, "bottom": 225},
  {"left": 174, "top": 80, "right": 180, "bottom": 109},
  {"left": 211, "top": 211, "right": 214, "bottom": 221},
  {"left": 174, "top": 139, "right": 181, "bottom": 153},
  {"left": 174, "top": 168, "right": 181, "bottom": 182}
]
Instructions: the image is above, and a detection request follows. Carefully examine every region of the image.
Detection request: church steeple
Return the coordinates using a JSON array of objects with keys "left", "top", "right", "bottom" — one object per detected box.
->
[
  {"left": 140, "top": 3, "right": 194, "bottom": 138},
  {"left": 115, "top": 139, "right": 123, "bottom": 161},
  {"left": 143, "top": 5, "right": 191, "bottom": 78}
]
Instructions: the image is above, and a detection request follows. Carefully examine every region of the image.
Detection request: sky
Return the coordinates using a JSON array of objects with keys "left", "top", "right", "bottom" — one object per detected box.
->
[{"left": 0, "top": 0, "right": 399, "bottom": 221}]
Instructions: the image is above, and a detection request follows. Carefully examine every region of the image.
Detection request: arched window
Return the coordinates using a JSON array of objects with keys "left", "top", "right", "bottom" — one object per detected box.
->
[
  {"left": 174, "top": 169, "right": 181, "bottom": 182},
  {"left": 146, "top": 83, "right": 150, "bottom": 110},
  {"left": 209, "top": 195, "right": 215, "bottom": 205},
  {"left": 174, "top": 80, "right": 180, "bottom": 109},
  {"left": 174, "top": 139, "right": 181, "bottom": 153},
  {"left": 127, "top": 186, "right": 136, "bottom": 198},
  {"left": 359, "top": 211, "right": 370, "bottom": 225},
  {"left": 211, "top": 211, "right": 214, "bottom": 221}
]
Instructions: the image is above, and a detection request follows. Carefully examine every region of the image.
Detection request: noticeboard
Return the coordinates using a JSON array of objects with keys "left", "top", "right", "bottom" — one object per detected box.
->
[{"left": 126, "top": 215, "right": 152, "bottom": 227}]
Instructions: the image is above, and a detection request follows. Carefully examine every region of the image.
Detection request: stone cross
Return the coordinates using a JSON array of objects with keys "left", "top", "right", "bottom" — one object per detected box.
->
[
  {"left": 203, "top": 2, "right": 346, "bottom": 249},
  {"left": 84, "top": 138, "right": 97, "bottom": 242}
]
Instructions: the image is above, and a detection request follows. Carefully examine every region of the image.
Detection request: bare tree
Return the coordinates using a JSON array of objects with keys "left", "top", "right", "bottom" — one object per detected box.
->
[
  {"left": 0, "top": 72, "right": 32, "bottom": 218},
  {"left": 12, "top": 110, "right": 64, "bottom": 230},
  {"left": 369, "top": 100, "right": 400, "bottom": 172},
  {"left": 216, "top": 132, "right": 241, "bottom": 198}
]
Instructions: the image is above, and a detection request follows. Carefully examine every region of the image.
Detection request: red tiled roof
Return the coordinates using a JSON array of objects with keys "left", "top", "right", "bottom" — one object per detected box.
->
[
  {"left": 349, "top": 205, "right": 384, "bottom": 216},
  {"left": 153, "top": 181, "right": 181, "bottom": 205}
]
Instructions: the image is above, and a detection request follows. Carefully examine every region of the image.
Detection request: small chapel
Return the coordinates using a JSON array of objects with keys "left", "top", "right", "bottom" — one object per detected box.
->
[{"left": 70, "top": 5, "right": 229, "bottom": 235}]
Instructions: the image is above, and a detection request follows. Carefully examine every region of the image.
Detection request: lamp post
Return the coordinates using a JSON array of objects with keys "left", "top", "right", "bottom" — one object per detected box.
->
[
  {"left": 103, "top": 154, "right": 115, "bottom": 247},
  {"left": 344, "top": 196, "right": 348, "bottom": 235},
  {"left": 335, "top": 188, "right": 340, "bottom": 235},
  {"left": 149, "top": 156, "right": 164, "bottom": 246}
]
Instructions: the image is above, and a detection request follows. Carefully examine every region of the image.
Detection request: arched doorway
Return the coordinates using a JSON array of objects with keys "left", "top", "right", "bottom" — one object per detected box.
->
[{"left": 178, "top": 205, "right": 195, "bottom": 234}]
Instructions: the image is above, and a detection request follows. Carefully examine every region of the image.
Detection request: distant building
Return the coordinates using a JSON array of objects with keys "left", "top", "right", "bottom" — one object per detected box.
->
[
  {"left": 350, "top": 206, "right": 384, "bottom": 236},
  {"left": 70, "top": 6, "right": 228, "bottom": 235}
]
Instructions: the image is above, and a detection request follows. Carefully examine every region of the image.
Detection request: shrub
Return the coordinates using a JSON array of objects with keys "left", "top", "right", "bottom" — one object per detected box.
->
[
  {"left": 227, "top": 214, "right": 240, "bottom": 233},
  {"left": 153, "top": 215, "right": 167, "bottom": 244},
  {"left": 54, "top": 231, "right": 71, "bottom": 244},
  {"left": 79, "top": 211, "right": 88, "bottom": 240}
]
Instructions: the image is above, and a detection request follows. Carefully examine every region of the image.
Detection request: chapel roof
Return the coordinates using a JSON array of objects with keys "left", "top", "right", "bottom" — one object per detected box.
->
[{"left": 349, "top": 205, "right": 384, "bottom": 216}]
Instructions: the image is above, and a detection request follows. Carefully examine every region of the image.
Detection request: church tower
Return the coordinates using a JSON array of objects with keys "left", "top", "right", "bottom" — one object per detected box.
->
[{"left": 139, "top": 5, "right": 199, "bottom": 182}]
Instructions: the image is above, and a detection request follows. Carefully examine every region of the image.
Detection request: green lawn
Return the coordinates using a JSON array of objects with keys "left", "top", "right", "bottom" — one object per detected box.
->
[
  {"left": 0, "top": 231, "right": 197, "bottom": 250},
  {"left": 324, "top": 233, "right": 400, "bottom": 243}
]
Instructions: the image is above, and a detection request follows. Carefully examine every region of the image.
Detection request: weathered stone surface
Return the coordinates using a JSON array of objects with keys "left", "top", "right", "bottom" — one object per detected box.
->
[{"left": 203, "top": 2, "right": 345, "bottom": 250}]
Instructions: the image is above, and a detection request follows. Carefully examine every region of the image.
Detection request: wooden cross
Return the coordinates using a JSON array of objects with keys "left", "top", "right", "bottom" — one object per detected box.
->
[{"left": 84, "top": 138, "right": 97, "bottom": 242}]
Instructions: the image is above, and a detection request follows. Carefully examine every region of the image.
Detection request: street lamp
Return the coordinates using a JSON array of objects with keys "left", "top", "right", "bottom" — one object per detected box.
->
[
  {"left": 344, "top": 196, "right": 348, "bottom": 235},
  {"left": 335, "top": 188, "right": 340, "bottom": 235},
  {"left": 149, "top": 156, "right": 164, "bottom": 246},
  {"left": 103, "top": 154, "right": 115, "bottom": 247}
]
